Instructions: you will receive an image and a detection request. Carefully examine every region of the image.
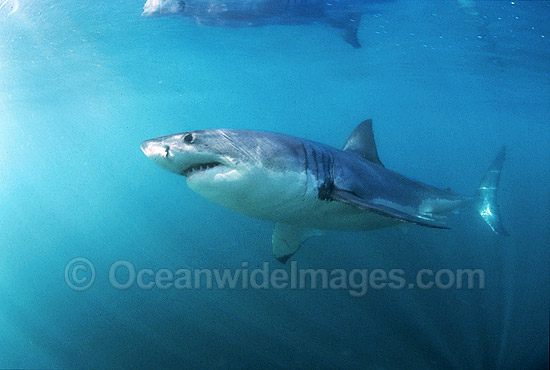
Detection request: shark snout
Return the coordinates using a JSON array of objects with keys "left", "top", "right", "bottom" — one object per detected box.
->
[
  {"left": 141, "top": 138, "right": 182, "bottom": 175},
  {"left": 141, "top": 139, "right": 169, "bottom": 159},
  {"left": 140, "top": 140, "right": 154, "bottom": 157},
  {"left": 142, "top": 0, "right": 185, "bottom": 16}
]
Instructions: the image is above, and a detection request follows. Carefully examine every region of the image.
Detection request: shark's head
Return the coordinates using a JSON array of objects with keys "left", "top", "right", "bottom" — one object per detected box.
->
[
  {"left": 141, "top": 129, "right": 266, "bottom": 211},
  {"left": 141, "top": 129, "right": 309, "bottom": 219},
  {"left": 141, "top": 129, "right": 247, "bottom": 185},
  {"left": 142, "top": 0, "right": 186, "bottom": 16}
]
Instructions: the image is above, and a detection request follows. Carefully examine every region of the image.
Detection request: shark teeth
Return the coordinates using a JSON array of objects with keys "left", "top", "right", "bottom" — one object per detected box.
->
[{"left": 182, "top": 162, "right": 222, "bottom": 176}]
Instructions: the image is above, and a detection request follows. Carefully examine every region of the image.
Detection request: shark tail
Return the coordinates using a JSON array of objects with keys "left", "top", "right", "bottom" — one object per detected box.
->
[
  {"left": 475, "top": 147, "right": 509, "bottom": 236},
  {"left": 326, "top": 12, "right": 362, "bottom": 48}
]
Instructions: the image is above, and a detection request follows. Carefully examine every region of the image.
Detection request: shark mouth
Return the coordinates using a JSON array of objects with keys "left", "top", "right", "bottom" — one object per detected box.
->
[{"left": 181, "top": 161, "right": 224, "bottom": 177}]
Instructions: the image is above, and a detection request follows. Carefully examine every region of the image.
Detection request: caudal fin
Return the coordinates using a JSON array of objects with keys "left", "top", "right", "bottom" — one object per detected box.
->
[
  {"left": 476, "top": 147, "right": 509, "bottom": 236},
  {"left": 326, "top": 12, "right": 362, "bottom": 48}
]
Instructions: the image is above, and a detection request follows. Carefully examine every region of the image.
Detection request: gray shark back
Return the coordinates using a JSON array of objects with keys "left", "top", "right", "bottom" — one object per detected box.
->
[
  {"left": 207, "top": 127, "right": 467, "bottom": 228},
  {"left": 142, "top": 0, "right": 366, "bottom": 47},
  {"left": 300, "top": 135, "right": 467, "bottom": 228}
]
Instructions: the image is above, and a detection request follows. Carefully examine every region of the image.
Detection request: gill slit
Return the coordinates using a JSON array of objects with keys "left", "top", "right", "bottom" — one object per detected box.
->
[{"left": 301, "top": 142, "right": 309, "bottom": 197}]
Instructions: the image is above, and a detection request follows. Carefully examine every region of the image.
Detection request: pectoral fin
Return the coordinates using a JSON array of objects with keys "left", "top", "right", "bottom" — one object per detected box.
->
[
  {"left": 272, "top": 223, "right": 322, "bottom": 263},
  {"left": 331, "top": 189, "right": 449, "bottom": 230}
]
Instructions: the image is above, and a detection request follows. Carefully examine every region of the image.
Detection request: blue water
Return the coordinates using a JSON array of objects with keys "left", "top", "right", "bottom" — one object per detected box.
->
[{"left": 1, "top": 1, "right": 548, "bottom": 369}]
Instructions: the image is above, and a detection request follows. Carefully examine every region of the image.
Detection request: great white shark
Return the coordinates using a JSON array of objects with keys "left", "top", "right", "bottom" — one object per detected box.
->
[
  {"left": 141, "top": 120, "right": 508, "bottom": 262},
  {"left": 142, "top": 0, "right": 368, "bottom": 48}
]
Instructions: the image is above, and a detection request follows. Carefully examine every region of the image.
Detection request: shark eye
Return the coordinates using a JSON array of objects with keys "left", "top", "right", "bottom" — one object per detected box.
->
[{"left": 183, "top": 133, "right": 195, "bottom": 144}]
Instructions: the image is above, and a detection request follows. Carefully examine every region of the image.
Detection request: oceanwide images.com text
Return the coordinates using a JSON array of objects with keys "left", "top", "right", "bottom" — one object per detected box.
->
[{"left": 65, "top": 258, "right": 486, "bottom": 297}]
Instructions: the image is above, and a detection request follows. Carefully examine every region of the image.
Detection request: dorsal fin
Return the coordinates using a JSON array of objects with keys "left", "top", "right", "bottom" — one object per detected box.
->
[{"left": 343, "top": 119, "right": 384, "bottom": 167}]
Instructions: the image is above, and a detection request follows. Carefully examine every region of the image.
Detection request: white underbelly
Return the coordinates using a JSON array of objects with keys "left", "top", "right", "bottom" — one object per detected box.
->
[
  {"left": 226, "top": 175, "right": 399, "bottom": 231},
  {"left": 272, "top": 195, "right": 401, "bottom": 231},
  {"left": 190, "top": 167, "right": 401, "bottom": 231}
]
